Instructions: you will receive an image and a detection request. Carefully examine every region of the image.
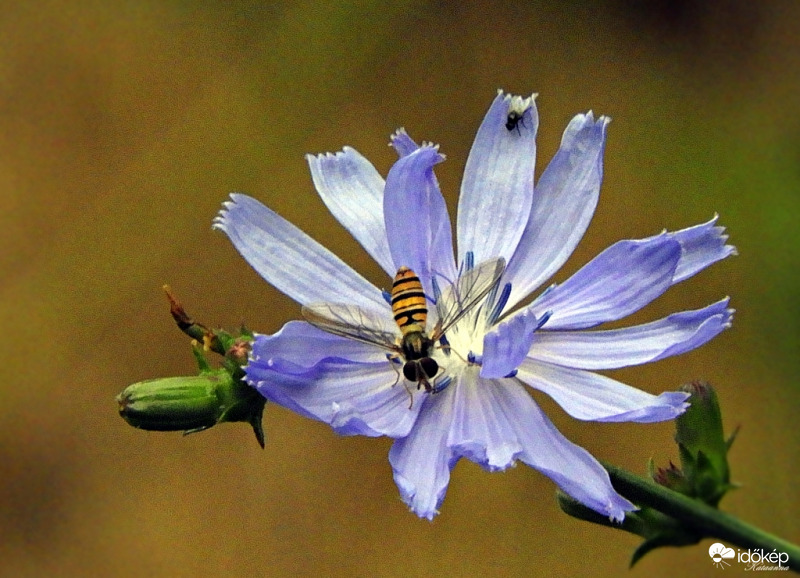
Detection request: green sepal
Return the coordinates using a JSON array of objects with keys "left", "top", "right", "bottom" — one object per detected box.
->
[
  {"left": 192, "top": 343, "right": 213, "bottom": 372},
  {"left": 628, "top": 517, "right": 702, "bottom": 568},
  {"left": 649, "top": 457, "right": 693, "bottom": 495},
  {"left": 726, "top": 424, "right": 740, "bottom": 451}
]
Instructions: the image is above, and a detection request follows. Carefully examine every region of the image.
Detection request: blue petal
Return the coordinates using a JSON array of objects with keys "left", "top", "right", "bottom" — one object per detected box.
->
[
  {"left": 249, "top": 321, "right": 388, "bottom": 374},
  {"left": 307, "top": 148, "right": 395, "bottom": 276},
  {"left": 457, "top": 91, "right": 538, "bottom": 265},
  {"left": 214, "top": 194, "right": 386, "bottom": 311},
  {"left": 389, "top": 390, "right": 457, "bottom": 519},
  {"left": 247, "top": 354, "right": 422, "bottom": 438},
  {"left": 503, "top": 113, "right": 609, "bottom": 309},
  {"left": 388, "top": 374, "right": 635, "bottom": 520},
  {"left": 480, "top": 310, "right": 539, "bottom": 378},
  {"left": 488, "top": 379, "right": 635, "bottom": 521},
  {"left": 529, "top": 236, "right": 682, "bottom": 330},
  {"left": 445, "top": 373, "right": 523, "bottom": 469},
  {"left": 516, "top": 359, "right": 690, "bottom": 423},
  {"left": 384, "top": 145, "right": 457, "bottom": 288},
  {"left": 528, "top": 299, "right": 733, "bottom": 369},
  {"left": 389, "top": 128, "right": 419, "bottom": 157},
  {"left": 665, "top": 216, "right": 737, "bottom": 283}
]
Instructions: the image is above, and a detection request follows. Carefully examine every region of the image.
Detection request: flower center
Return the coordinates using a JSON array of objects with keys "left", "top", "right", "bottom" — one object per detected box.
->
[{"left": 429, "top": 277, "right": 513, "bottom": 382}]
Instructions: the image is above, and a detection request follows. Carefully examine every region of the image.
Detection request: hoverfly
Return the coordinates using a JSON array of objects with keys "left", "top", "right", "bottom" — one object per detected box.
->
[{"left": 302, "top": 257, "right": 505, "bottom": 401}]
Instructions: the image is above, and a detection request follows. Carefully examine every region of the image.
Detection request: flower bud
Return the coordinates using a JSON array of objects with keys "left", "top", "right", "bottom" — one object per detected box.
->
[
  {"left": 117, "top": 369, "right": 265, "bottom": 447},
  {"left": 668, "top": 381, "right": 736, "bottom": 505}
]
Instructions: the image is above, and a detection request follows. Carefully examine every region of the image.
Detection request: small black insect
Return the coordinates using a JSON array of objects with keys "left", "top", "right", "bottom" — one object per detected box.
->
[{"left": 505, "top": 109, "right": 526, "bottom": 135}]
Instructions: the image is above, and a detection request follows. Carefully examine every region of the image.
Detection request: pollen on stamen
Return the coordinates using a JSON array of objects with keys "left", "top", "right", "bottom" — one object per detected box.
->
[
  {"left": 431, "top": 276, "right": 442, "bottom": 305},
  {"left": 499, "top": 90, "right": 537, "bottom": 116},
  {"left": 461, "top": 251, "right": 475, "bottom": 274},
  {"left": 535, "top": 310, "right": 553, "bottom": 330},
  {"left": 430, "top": 375, "right": 452, "bottom": 394},
  {"left": 487, "top": 282, "right": 512, "bottom": 326}
]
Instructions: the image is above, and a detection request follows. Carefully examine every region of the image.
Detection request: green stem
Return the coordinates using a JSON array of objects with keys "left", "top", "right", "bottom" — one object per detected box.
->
[{"left": 604, "top": 462, "right": 800, "bottom": 572}]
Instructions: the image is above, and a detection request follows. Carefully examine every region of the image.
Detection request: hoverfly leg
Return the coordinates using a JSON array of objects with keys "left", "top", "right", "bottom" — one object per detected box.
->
[
  {"left": 387, "top": 353, "right": 402, "bottom": 388},
  {"left": 388, "top": 353, "right": 415, "bottom": 409},
  {"left": 419, "top": 376, "right": 432, "bottom": 393},
  {"left": 437, "top": 341, "right": 468, "bottom": 365}
]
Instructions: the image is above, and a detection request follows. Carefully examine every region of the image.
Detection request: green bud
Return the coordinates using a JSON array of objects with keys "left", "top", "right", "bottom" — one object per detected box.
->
[
  {"left": 117, "top": 369, "right": 266, "bottom": 448},
  {"left": 670, "top": 381, "right": 735, "bottom": 505}
]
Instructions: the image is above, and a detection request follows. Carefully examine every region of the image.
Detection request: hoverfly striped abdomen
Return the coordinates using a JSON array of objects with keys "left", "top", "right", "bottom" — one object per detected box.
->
[
  {"left": 391, "top": 266, "right": 428, "bottom": 335},
  {"left": 391, "top": 266, "right": 435, "bottom": 374}
]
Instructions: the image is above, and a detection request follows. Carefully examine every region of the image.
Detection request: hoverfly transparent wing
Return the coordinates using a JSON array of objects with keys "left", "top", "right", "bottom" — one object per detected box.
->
[
  {"left": 432, "top": 257, "right": 506, "bottom": 339},
  {"left": 301, "top": 303, "right": 400, "bottom": 353}
]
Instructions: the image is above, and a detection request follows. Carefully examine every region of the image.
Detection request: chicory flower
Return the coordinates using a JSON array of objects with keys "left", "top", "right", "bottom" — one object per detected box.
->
[{"left": 214, "top": 91, "right": 735, "bottom": 520}]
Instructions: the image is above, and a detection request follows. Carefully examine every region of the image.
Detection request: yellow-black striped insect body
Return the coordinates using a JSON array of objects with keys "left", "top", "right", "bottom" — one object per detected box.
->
[{"left": 391, "top": 266, "right": 440, "bottom": 391}]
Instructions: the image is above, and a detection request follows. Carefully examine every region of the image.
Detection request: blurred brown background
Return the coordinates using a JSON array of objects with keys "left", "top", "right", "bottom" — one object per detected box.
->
[{"left": 1, "top": 1, "right": 798, "bottom": 576}]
